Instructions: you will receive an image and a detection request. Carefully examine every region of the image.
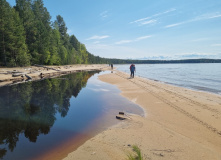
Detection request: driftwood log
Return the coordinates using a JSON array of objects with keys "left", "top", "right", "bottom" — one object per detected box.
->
[
  {"left": 12, "top": 73, "right": 23, "bottom": 77},
  {"left": 25, "top": 74, "right": 32, "bottom": 80},
  {"left": 116, "top": 115, "right": 126, "bottom": 120},
  {"left": 119, "top": 112, "right": 124, "bottom": 115},
  {"left": 34, "top": 64, "right": 60, "bottom": 71},
  {"left": 11, "top": 71, "right": 26, "bottom": 77}
]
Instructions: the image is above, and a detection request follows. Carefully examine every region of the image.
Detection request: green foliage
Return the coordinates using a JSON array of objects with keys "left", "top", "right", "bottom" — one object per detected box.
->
[
  {"left": 55, "top": 15, "right": 67, "bottom": 38},
  {"left": 0, "top": 0, "right": 30, "bottom": 66},
  {"left": 70, "top": 35, "right": 81, "bottom": 51},
  {"left": 0, "top": 0, "right": 106, "bottom": 66},
  {"left": 127, "top": 145, "right": 143, "bottom": 160},
  {"left": 2, "top": 0, "right": 219, "bottom": 66},
  {"left": 15, "top": 0, "right": 37, "bottom": 64}
]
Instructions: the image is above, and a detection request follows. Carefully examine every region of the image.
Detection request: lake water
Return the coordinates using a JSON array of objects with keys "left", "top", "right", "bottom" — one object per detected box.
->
[
  {"left": 0, "top": 71, "right": 143, "bottom": 160},
  {"left": 115, "top": 63, "right": 221, "bottom": 95}
]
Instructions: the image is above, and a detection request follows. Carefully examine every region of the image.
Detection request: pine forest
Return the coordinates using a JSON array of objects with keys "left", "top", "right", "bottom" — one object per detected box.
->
[{"left": 0, "top": 0, "right": 107, "bottom": 67}]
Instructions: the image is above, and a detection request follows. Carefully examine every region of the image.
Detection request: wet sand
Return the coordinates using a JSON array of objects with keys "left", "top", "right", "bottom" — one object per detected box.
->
[
  {"left": 1, "top": 66, "right": 221, "bottom": 159},
  {"left": 64, "top": 70, "right": 221, "bottom": 160}
]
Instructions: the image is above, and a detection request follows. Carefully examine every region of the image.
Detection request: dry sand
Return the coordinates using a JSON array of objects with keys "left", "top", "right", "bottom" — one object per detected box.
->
[
  {"left": 1, "top": 66, "right": 221, "bottom": 160},
  {"left": 64, "top": 70, "right": 221, "bottom": 160},
  {"left": 0, "top": 64, "right": 109, "bottom": 87}
]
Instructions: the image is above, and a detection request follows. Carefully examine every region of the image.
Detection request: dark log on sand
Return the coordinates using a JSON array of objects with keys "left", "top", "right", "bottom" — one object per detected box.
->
[
  {"left": 116, "top": 115, "right": 127, "bottom": 120},
  {"left": 25, "top": 74, "right": 32, "bottom": 80},
  {"left": 119, "top": 112, "right": 124, "bottom": 115}
]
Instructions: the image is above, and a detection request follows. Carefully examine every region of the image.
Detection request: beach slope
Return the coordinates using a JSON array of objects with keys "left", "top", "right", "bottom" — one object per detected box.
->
[{"left": 64, "top": 71, "right": 221, "bottom": 160}]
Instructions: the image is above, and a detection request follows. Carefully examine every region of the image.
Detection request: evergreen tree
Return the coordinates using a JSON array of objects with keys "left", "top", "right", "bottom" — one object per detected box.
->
[
  {"left": 0, "top": 0, "right": 118, "bottom": 66},
  {"left": 31, "top": 0, "right": 52, "bottom": 64},
  {"left": 69, "top": 35, "right": 81, "bottom": 64},
  {"left": 54, "top": 15, "right": 70, "bottom": 64},
  {"left": 55, "top": 15, "right": 67, "bottom": 38},
  {"left": 69, "top": 35, "right": 81, "bottom": 51},
  {"left": 0, "top": 0, "right": 10, "bottom": 66},
  {"left": 9, "top": 8, "right": 30, "bottom": 66},
  {"left": 0, "top": 0, "right": 30, "bottom": 66},
  {"left": 47, "top": 28, "right": 61, "bottom": 65},
  {"left": 80, "top": 44, "right": 88, "bottom": 64},
  {"left": 15, "top": 0, "right": 37, "bottom": 64}
]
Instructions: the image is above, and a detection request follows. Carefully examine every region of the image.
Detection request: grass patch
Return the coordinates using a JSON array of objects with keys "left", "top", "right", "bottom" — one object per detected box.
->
[{"left": 127, "top": 145, "right": 143, "bottom": 160}]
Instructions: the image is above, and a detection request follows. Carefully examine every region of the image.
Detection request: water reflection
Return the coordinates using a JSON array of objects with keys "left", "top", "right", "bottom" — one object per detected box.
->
[{"left": 0, "top": 71, "right": 99, "bottom": 159}]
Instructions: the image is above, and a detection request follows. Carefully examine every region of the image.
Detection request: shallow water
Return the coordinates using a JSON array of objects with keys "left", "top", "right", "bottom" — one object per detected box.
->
[
  {"left": 0, "top": 71, "right": 143, "bottom": 160},
  {"left": 115, "top": 63, "right": 221, "bottom": 95}
]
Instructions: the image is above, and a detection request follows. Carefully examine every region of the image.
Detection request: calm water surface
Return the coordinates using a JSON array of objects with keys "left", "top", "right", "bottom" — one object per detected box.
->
[
  {"left": 0, "top": 71, "right": 143, "bottom": 160},
  {"left": 116, "top": 63, "right": 221, "bottom": 95}
]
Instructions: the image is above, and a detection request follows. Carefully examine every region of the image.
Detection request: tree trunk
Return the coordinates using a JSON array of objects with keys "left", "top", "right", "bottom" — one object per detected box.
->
[{"left": 2, "top": 32, "right": 7, "bottom": 66}]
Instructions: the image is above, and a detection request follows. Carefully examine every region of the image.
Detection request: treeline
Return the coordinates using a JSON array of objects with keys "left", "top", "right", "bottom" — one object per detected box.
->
[
  {"left": 0, "top": 0, "right": 107, "bottom": 67},
  {"left": 1, "top": 0, "right": 220, "bottom": 67},
  {"left": 104, "top": 58, "right": 221, "bottom": 64}
]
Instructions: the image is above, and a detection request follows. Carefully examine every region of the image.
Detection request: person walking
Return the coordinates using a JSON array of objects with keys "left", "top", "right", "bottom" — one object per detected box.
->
[{"left": 130, "top": 64, "right": 136, "bottom": 78}]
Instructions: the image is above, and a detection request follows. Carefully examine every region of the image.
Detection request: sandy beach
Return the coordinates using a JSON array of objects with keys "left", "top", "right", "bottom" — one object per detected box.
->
[
  {"left": 63, "top": 70, "right": 221, "bottom": 160},
  {"left": 1, "top": 66, "right": 221, "bottom": 160},
  {"left": 0, "top": 64, "right": 108, "bottom": 87}
]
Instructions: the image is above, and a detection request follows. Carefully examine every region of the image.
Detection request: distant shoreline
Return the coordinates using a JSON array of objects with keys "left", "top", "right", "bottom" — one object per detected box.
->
[{"left": 104, "top": 58, "right": 221, "bottom": 64}]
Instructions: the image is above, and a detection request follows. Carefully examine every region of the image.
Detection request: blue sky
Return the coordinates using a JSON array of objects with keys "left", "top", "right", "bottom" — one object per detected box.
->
[{"left": 7, "top": 0, "right": 221, "bottom": 60}]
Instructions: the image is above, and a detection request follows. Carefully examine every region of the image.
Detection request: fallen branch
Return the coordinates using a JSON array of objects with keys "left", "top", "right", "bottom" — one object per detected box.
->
[{"left": 34, "top": 64, "right": 60, "bottom": 71}]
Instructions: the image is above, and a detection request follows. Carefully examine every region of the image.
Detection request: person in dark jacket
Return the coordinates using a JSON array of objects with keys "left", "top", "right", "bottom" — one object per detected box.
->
[{"left": 130, "top": 64, "right": 135, "bottom": 78}]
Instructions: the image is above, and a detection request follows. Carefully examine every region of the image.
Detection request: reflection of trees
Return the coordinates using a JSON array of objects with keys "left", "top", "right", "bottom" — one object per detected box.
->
[
  {"left": 0, "top": 149, "right": 7, "bottom": 159},
  {"left": 0, "top": 71, "right": 99, "bottom": 159}
]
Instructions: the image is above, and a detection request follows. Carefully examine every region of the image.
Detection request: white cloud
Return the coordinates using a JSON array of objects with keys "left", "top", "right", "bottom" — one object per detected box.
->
[
  {"left": 209, "top": 14, "right": 221, "bottom": 19},
  {"left": 93, "top": 41, "right": 100, "bottom": 44},
  {"left": 115, "top": 40, "right": 133, "bottom": 45},
  {"left": 100, "top": 11, "right": 109, "bottom": 19},
  {"left": 165, "top": 12, "right": 221, "bottom": 28},
  {"left": 191, "top": 38, "right": 209, "bottom": 42},
  {"left": 211, "top": 44, "right": 221, "bottom": 47},
  {"left": 138, "top": 55, "right": 171, "bottom": 60},
  {"left": 163, "top": 8, "right": 176, "bottom": 14},
  {"left": 86, "top": 35, "right": 110, "bottom": 40},
  {"left": 139, "top": 19, "right": 157, "bottom": 26},
  {"left": 86, "top": 41, "right": 221, "bottom": 60},
  {"left": 139, "top": 52, "right": 221, "bottom": 60},
  {"left": 115, "top": 35, "right": 152, "bottom": 45},
  {"left": 130, "top": 17, "right": 151, "bottom": 24},
  {"left": 173, "top": 52, "right": 221, "bottom": 59},
  {"left": 130, "top": 8, "right": 176, "bottom": 25},
  {"left": 86, "top": 43, "right": 147, "bottom": 59},
  {"left": 165, "top": 22, "right": 184, "bottom": 28},
  {"left": 198, "top": 13, "right": 221, "bottom": 20},
  {"left": 135, "top": 35, "right": 152, "bottom": 41},
  {"left": 152, "top": 8, "right": 176, "bottom": 17}
]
